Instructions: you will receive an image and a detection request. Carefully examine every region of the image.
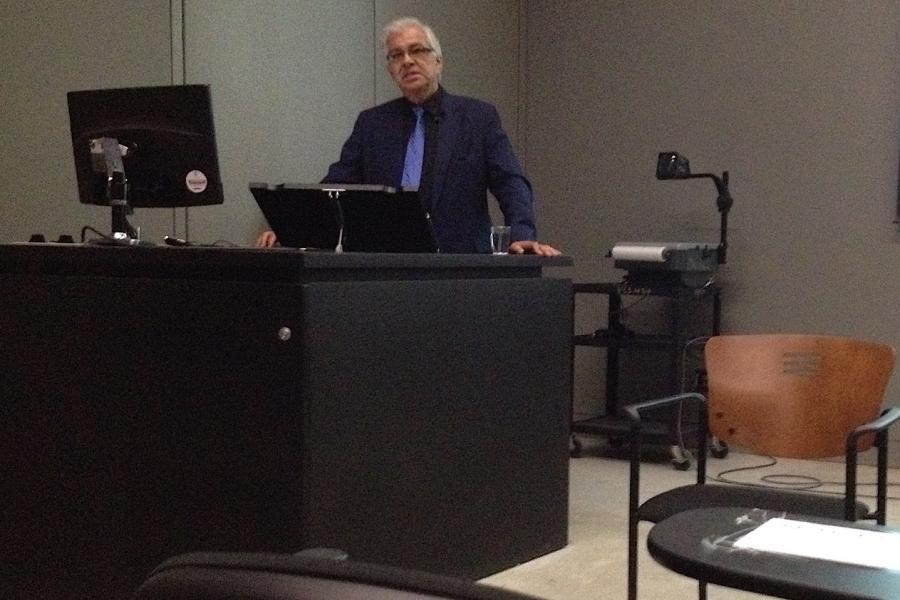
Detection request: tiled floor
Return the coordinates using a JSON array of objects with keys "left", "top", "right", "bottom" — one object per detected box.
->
[{"left": 480, "top": 438, "right": 900, "bottom": 600}]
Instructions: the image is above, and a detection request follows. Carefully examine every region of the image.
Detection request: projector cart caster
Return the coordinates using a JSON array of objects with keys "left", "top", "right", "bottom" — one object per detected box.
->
[
  {"left": 670, "top": 445, "right": 693, "bottom": 471},
  {"left": 710, "top": 437, "right": 729, "bottom": 458}
]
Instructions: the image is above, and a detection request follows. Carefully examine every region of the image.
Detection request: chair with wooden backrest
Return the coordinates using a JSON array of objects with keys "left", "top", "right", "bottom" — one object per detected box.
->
[{"left": 624, "top": 334, "right": 899, "bottom": 600}]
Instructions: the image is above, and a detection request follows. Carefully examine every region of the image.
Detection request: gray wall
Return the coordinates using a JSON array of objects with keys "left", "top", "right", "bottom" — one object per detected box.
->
[
  {"left": 0, "top": 0, "right": 175, "bottom": 242},
  {"left": 181, "top": 0, "right": 377, "bottom": 243},
  {"left": 523, "top": 1, "right": 900, "bottom": 415},
  {"left": 2, "top": 1, "right": 900, "bottom": 416}
]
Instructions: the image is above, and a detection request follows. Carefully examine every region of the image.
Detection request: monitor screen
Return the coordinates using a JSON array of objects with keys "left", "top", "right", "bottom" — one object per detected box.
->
[{"left": 67, "top": 84, "right": 223, "bottom": 208}]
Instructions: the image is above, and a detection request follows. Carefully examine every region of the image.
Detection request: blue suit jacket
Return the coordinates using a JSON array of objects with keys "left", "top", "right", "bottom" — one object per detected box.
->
[{"left": 323, "top": 90, "right": 536, "bottom": 253}]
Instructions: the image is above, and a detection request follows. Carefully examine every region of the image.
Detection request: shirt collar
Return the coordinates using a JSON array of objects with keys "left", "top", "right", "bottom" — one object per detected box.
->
[{"left": 406, "top": 86, "right": 445, "bottom": 119}]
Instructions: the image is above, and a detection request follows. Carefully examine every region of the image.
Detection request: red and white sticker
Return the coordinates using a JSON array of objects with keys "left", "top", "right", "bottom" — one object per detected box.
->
[{"left": 185, "top": 170, "right": 208, "bottom": 193}]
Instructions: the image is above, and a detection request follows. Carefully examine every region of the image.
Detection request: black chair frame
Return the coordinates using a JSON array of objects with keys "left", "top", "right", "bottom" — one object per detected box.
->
[{"left": 624, "top": 393, "right": 900, "bottom": 600}]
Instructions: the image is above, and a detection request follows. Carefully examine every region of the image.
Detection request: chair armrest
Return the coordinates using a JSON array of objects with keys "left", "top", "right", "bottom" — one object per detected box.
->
[
  {"left": 844, "top": 407, "right": 900, "bottom": 524},
  {"left": 623, "top": 393, "right": 707, "bottom": 433},
  {"left": 848, "top": 406, "right": 900, "bottom": 443},
  {"left": 624, "top": 393, "right": 708, "bottom": 488},
  {"left": 137, "top": 552, "right": 544, "bottom": 600}
]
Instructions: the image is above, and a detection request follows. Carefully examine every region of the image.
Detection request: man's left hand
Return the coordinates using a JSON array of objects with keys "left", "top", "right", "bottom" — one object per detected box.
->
[{"left": 509, "top": 240, "right": 562, "bottom": 256}]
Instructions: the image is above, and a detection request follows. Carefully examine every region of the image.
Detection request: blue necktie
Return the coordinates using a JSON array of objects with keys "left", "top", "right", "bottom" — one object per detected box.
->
[{"left": 401, "top": 106, "right": 425, "bottom": 188}]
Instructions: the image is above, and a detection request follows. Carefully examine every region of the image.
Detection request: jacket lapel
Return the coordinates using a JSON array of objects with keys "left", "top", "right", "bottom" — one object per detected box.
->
[
  {"left": 389, "top": 101, "right": 414, "bottom": 187},
  {"left": 429, "top": 94, "right": 461, "bottom": 212}
]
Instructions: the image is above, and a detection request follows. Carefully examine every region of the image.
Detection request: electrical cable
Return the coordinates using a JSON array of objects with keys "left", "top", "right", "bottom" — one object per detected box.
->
[
  {"left": 711, "top": 455, "right": 900, "bottom": 501},
  {"left": 608, "top": 292, "right": 709, "bottom": 463},
  {"left": 612, "top": 291, "right": 651, "bottom": 320},
  {"left": 81, "top": 225, "right": 112, "bottom": 243},
  {"left": 672, "top": 336, "right": 711, "bottom": 456}
]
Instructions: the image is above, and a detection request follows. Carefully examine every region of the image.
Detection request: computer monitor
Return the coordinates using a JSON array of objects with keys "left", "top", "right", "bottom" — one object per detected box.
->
[{"left": 67, "top": 84, "right": 224, "bottom": 210}]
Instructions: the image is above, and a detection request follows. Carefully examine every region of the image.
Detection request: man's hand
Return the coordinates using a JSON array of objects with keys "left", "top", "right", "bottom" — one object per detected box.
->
[
  {"left": 256, "top": 230, "right": 278, "bottom": 248},
  {"left": 509, "top": 240, "right": 561, "bottom": 256}
]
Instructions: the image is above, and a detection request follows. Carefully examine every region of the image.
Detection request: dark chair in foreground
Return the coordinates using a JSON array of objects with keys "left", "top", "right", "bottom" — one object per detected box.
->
[
  {"left": 132, "top": 552, "right": 545, "bottom": 600},
  {"left": 625, "top": 334, "right": 899, "bottom": 600}
]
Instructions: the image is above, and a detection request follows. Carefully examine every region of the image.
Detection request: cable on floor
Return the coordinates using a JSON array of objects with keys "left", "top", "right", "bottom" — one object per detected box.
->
[{"left": 712, "top": 455, "right": 900, "bottom": 501}]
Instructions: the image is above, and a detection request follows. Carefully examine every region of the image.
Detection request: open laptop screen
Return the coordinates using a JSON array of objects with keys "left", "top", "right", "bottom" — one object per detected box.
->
[{"left": 250, "top": 183, "right": 439, "bottom": 253}]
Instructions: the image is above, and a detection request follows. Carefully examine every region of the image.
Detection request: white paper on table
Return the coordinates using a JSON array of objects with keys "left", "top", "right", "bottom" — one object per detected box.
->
[{"left": 733, "top": 517, "right": 900, "bottom": 570}]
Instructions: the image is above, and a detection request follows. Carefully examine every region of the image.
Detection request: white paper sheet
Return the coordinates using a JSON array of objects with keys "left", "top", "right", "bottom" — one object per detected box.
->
[{"left": 733, "top": 517, "right": 900, "bottom": 570}]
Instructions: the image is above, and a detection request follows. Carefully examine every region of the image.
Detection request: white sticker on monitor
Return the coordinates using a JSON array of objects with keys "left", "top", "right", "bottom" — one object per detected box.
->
[{"left": 185, "top": 170, "right": 208, "bottom": 193}]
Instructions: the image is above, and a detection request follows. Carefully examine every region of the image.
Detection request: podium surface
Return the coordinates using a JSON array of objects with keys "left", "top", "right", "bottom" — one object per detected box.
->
[{"left": 0, "top": 244, "right": 572, "bottom": 599}]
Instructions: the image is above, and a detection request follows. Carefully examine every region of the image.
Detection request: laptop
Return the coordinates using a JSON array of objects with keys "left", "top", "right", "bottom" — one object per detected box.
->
[
  {"left": 250, "top": 182, "right": 440, "bottom": 253},
  {"left": 250, "top": 183, "right": 341, "bottom": 250}
]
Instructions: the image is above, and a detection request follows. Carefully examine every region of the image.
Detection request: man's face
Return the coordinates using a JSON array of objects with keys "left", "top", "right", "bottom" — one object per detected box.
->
[{"left": 386, "top": 26, "right": 442, "bottom": 103}]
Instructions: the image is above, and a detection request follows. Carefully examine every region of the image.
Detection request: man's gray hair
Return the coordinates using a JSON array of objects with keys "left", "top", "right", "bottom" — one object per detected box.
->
[{"left": 381, "top": 17, "right": 442, "bottom": 60}]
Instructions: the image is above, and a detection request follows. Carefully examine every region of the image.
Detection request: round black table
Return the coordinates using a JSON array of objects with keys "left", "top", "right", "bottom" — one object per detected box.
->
[{"left": 647, "top": 506, "right": 900, "bottom": 600}]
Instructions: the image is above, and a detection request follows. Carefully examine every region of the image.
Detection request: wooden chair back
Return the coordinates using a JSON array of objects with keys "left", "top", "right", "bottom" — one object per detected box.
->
[{"left": 705, "top": 334, "right": 895, "bottom": 458}]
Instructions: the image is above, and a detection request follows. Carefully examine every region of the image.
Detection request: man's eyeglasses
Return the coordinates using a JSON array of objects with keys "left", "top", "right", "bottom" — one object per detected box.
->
[{"left": 386, "top": 45, "right": 435, "bottom": 65}]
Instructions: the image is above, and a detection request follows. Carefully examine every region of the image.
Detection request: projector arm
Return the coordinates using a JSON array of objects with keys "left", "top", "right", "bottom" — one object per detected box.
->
[
  {"left": 676, "top": 171, "right": 732, "bottom": 265},
  {"left": 656, "top": 152, "right": 733, "bottom": 265}
]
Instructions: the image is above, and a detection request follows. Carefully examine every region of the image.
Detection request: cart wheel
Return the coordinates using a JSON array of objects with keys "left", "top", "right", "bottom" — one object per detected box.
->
[
  {"left": 672, "top": 456, "right": 691, "bottom": 470},
  {"left": 670, "top": 446, "right": 693, "bottom": 471},
  {"left": 569, "top": 434, "right": 583, "bottom": 458},
  {"left": 710, "top": 437, "right": 729, "bottom": 459}
]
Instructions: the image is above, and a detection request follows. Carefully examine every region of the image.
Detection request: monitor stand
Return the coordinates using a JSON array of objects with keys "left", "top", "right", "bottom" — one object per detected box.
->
[{"left": 89, "top": 139, "right": 151, "bottom": 246}]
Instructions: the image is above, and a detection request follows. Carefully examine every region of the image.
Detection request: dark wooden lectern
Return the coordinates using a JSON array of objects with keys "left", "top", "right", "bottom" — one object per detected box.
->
[{"left": 0, "top": 245, "right": 572, "bottom": 599}]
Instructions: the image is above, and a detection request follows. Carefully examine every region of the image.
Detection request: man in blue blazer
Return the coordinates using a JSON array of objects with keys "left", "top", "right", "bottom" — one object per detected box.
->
[{"left": 258, "top": 17, "right": 558, "bottom": 256}]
